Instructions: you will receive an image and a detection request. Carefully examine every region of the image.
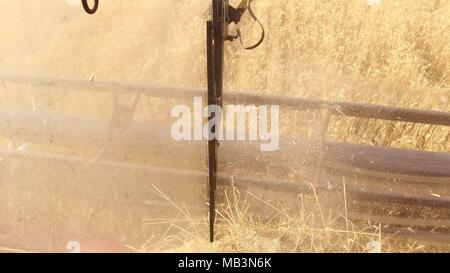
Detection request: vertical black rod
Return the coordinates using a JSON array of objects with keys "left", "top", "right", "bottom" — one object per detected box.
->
[
  {"left": 213, "top": 0, "right": 225, "bottom": 104},
  {"left": 207, "top": 20, "right": 216, "bottom": 243},
  {"left": 207, "top": 0, "right": 226, "bottom": 243}
]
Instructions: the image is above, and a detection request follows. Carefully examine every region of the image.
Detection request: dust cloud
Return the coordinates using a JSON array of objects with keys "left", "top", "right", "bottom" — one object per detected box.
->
[
  {"left": 0, "top": 0, "right": 449, "bottom": 253},
  {"left": 0, "top": 0, "right": 213, "bottom": 253}
]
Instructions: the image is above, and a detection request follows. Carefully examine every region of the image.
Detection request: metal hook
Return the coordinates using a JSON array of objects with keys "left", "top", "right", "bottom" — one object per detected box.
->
[
  {"left": 82, "top": 0, "right": 99, "bottom": 15},
  {"left": 227, "top": 0, "right": 265, "bottom": 50}
]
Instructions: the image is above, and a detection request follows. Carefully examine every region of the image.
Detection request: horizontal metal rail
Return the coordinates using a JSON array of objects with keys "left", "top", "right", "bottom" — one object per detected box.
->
[
  {"left": 1, "top": 149, "right": 449, "bottom": 208},
  {"left": 348, "top": 212, "right": 450, "bottom": 228},
  {"left": 1, "top": 72, "right": 450, "bottom": 126},
  {"left": 1, "top": 108, "right": 449, "bottom": 179},
  {"left": 325, "top": 142, "right": 450, "bottom": 178},
  {"left": 382, "top": 229, "right": 450, "bottom": 244}
]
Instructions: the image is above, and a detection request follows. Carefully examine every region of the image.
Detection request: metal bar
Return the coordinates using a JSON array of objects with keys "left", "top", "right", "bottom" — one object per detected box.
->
[
  {"left": 227, "top": 93, "right": 450, "bottom": 127},
  {"left": 348, "top": 212, "right": 450, "bottom": 228},
  {"left": 1, "top": 72, "right": 449, "bottom": 126},
  {"left": 324, "top": 141, "right": 450, "bottom": 177},
  {"left": 207, "top": 18, "right": 217, "bottom": 243},
  {"left": 326, "top": 161, "right": 450, "bottom": 185},
  {"left": 333, "top": 101, "right": 450, "bottom": 127},
  {"left": 207, "top": 0, "right": 228, "bottom": 243},
  {"left": 0, "top": 108, "right": 449, "bottom": 180},
  {"left": 348, "top": 187, "right": 450, "bottom": 208},
  {"left": 1, "top": 149, "right": 449, "bottom": 209},
  {"left": 0, "top": 72, "right": 204, "bottom": 98},
  {"left": 382, "top": 229, "right": 450, "bottom": 244}
]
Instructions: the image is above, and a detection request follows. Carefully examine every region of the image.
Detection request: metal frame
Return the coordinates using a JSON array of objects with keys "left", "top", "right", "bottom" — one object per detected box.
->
[{"left": 2, "top": 72, "right": 449, "bottom": 126}]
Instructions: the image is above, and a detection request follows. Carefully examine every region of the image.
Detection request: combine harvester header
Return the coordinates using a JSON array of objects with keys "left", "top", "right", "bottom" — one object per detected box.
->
[{"left": 0, "top": 0, "right": 448, "bottom": 248}]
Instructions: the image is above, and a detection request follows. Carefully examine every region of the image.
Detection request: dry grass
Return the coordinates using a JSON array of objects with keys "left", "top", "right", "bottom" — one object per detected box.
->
[
  {"left": 228, "top": 0, "right": 450, "bottom": 93},
  {"left": 130, "top": 185, "right": 430, "bottom": 253}
]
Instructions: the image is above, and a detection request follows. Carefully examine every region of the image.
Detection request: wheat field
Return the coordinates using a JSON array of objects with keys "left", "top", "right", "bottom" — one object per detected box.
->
[{"left": 0, "top": 0, "right": 449, "bottom": 253}]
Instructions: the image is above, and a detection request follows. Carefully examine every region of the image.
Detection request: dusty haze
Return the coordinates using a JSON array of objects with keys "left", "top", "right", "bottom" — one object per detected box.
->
[{"left": 0, "top": 0, "right": 449, "bottom": 252}]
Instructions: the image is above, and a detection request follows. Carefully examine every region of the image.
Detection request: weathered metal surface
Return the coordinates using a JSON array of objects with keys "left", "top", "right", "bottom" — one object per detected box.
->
[
  {"left": 348, "top": 212, "right": 450, "bottom": 228},
  {"left": 1, "top": 72, "right": 450, "bottom": 126},
  {"left": 324, "top": 141, "right": 450, "bottom": 177},
  {"left": 0, "top": 108, "right": 449, "bottom": 181},
  {"left": 1, "top": 148, "right": 449, "bottom": 208}
]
